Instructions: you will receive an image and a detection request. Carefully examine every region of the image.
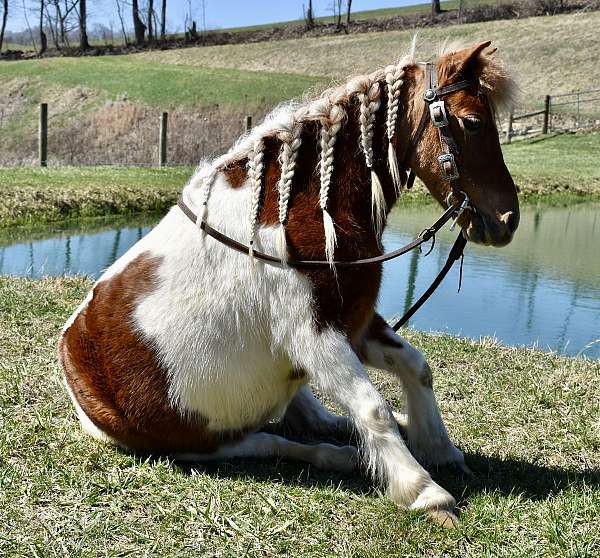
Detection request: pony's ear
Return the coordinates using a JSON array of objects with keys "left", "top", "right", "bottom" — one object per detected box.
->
[{"left": 454, "top": 41, "right": 492, "bottom": 77}]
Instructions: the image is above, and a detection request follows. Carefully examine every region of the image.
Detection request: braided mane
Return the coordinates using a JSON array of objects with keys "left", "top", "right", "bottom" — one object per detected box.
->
[{"left": 185, "top": 40, "right": 513, "bottom": 265}]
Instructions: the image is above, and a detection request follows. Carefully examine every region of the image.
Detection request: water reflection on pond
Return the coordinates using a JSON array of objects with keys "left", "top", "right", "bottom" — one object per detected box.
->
[{"left": 1, "top": 204, "right": 598, "bottom": 359}]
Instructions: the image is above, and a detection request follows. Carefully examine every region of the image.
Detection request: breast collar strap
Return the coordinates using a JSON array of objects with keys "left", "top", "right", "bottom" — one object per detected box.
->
[{"left": 403, "top": 62, "right": 476, "bottom": 199}]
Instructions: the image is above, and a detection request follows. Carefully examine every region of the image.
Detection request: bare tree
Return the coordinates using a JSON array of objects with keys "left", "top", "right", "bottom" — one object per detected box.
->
[
  {"left": 304, "top": 0, "right": 314, "bottom": 29},
  {"left": 0, "top": 0, "right": 8, "bottom": 52},
  {"left": 160, "top": 0, "right": 166, "bottom": 39},
  {"left": 431, "top": 0, "right": 441, "bottom": 17},
  {"left": 22, "top": 0, "right": 37, "bottom": 50},
  {"left": 115, "top": 0, "right": 129, "bottom": 45},
  {"left": 346, "top": 0, "right": 352, "bottom": 25},
  {"left": 39, "top": 0, "right": 48, "bottom": 54},
  {"left": 147, "top": 0, "right": 154, "bottom": 40},
  {"left": 79, "top": 0, "right": 89, "bottom": 49},
  {"left": 132, "top": 0, "right": 145, "bottom": 44},
  {"left": 331, "top": 0, "right": 342, "bottom": 29}
]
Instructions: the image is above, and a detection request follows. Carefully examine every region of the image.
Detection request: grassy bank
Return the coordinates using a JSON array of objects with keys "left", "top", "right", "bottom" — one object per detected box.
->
[
  {"left": 0, "top": 166, "right": 194, "bottom": 228},
  {"left": 0, "top": 276, "right": 598, "bottom": 556},
  {"left": 1, "top": 132, "right": 599, "bottom": 228}
]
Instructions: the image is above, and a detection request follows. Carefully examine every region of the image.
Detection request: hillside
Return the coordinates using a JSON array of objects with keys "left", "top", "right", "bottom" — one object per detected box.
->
[{"left": 0, "top": 10, "right": 597, "bottom": 166}]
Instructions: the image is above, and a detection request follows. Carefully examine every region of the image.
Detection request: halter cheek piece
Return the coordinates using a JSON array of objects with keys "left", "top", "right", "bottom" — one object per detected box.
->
[{"left": 404, "top": 62, "right": 476, "bottom": 224}]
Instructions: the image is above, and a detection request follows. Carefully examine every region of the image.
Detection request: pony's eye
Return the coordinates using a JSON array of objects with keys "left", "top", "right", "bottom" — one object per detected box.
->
[{"left": 462, "top": 116, "right": 482, "bottom": 134}]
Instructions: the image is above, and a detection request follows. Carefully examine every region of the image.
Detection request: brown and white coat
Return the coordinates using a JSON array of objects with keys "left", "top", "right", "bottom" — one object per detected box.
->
[{"left": 59, "top": 41, "right": 519, "bottom": 526}]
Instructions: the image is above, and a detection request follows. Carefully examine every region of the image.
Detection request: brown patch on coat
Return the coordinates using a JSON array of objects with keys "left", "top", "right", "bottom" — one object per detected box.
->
[
  {"left": 60, "top": 252, "right": 252, "bottom": 453},
  {"left": 253, "top": 105, "right": 401, "bottom": 345},
  {"left": 222, "top": 162, "right": 248, "bottom": 189}
]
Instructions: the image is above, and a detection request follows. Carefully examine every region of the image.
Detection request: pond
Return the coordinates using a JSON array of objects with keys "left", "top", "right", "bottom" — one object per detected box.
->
[{"left": 1, "top": 203, "right": 599, "bottom": 359}]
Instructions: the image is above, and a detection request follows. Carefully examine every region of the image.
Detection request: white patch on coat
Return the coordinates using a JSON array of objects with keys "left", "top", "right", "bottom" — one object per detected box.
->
[{"left": 132, "top": 171, "right": 319, "bottom": 432}]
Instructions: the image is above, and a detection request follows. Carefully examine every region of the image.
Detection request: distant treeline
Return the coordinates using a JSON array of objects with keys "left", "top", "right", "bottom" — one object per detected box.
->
[{"left": 0, "top": 0, "right": 594, "bottom": 59}]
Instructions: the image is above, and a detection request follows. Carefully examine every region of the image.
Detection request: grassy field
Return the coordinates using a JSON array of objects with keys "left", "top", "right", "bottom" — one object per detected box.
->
[
  {"left": 1, "top": 11, "right": 598, "bottom": 112},
  {"left": 0, "top": 275, "right": 598, "bottom": 556},
  {"left": 1, "top": 10, "right": 597, "bottom": 167},
  {"left": 1, "top": 131, "right": 598, "bottom": 228}
]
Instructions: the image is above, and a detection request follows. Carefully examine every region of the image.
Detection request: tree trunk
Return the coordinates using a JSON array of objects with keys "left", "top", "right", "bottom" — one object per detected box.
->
[
  {"left": 0, "top": 0, "right": 8, "bottom": 52},
  {"left": 431, "top": 0, "right": 441, "bottom": 17},
  {"left": 39, "top": 0, "right": 48, "bottom": 55},
  {"left": 132, "top": 0, "right": 146, "bottom": 44},
  {"left": 346, "top": 0, "right": 352, "bottom": 25},
  {"left": 79, "top": 0, "right": 89, "bottom": 49},
  {"left": 160, "top": 0, "right": 166, "bottom": 39},
  {"left": 305, "top": 0, "right": 314, "bottom": 29},
  {"left": 147, "top": 0, "right": 154, "bottom": 41}
]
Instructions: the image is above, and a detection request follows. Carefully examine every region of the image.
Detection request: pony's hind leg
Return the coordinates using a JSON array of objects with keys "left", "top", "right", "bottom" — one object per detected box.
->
[
  {"left": 273, "top": 384, "right": 353, "bottom": 441},
  {"left": 173, "top": 432, "right": 358, "bottom": 473},
  {"left": 359, "top": 314, "right": 468, "bottom": 472}
]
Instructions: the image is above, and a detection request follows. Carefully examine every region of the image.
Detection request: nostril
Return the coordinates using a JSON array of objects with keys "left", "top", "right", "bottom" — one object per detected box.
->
[{"left": 500, "top": 211, "right": 519, "bottom": 233}]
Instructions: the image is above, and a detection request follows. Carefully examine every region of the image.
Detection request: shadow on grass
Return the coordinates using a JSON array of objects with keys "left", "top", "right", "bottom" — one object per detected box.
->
[
  {"left": 431, "top": 451, "right": 599, "bottom": 504},
  {"left": 164, "top": 447, "right": 600, "bottom": 504}
]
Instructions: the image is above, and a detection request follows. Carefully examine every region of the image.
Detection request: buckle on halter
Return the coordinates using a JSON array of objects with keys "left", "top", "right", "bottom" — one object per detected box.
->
[
  {"left": 438, "top": 153, "right": 459, "bottom": 180},
  {"left": 430, "top": 101, "right": 449, "bottom": 128},
  {"left": 424, "top": 88, "right": 437, "bottom": 102}
]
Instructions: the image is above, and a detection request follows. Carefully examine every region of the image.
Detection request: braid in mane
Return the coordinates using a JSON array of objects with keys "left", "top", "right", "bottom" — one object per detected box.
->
[
  {"left": 247, "top": 137, "right": 265, "bottom": 267},
  {"left": 318, "top": 101, "right": 345, "bottom": 265},
  {"left": 188, "top": 165, "right": 217, "bottom": 229},
  {"left": 385, "top": 62, "right": 406, "bottom": 192},
  {"left": 275, "top": 118, "right": 303, "bottom": 265},
  {"left": 356, "top": 80, "right": 386, "bottom": 238}
]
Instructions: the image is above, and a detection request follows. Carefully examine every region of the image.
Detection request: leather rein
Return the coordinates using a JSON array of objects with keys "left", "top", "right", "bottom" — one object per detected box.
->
[{"left": 177, "top": 63, "right": 477, "bottom": 329}]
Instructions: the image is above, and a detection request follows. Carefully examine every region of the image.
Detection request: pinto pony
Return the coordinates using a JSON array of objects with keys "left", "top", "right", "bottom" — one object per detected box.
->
[{"left": 59, "top": 41, "right": 519, "bottom": 526}]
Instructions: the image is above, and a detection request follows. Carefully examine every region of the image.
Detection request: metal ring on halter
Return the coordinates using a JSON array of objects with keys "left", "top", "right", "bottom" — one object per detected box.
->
[{"left": 446, "top": 191, "right": 471, "bottom": 231}]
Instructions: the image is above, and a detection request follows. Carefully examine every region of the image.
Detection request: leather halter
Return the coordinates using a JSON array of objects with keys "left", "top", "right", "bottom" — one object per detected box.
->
[{"left": 404, "top": 62, "right": 476, "bottom": 192}]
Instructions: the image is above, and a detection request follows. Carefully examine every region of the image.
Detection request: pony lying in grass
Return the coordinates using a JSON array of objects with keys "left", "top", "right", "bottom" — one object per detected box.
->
[{"left": 60, "top": 40, "right": 519, "bottom": 527}]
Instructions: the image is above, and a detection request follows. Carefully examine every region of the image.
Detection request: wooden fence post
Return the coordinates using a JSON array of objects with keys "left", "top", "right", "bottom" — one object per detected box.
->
[
  {"left": 39, "top": 103, "right": 48, "bottom": 167},
  {"left": 505, "top": 110, "right": 513, "bottom": 144},
  {"left": 159, "top": 112, "right": 168, "bottom": 168},
  {"left": 542, "top": 95, "right": 551, "bottom": 134},
  {"left": 245, "top": 115, "right": 252, "bottom": 133}
]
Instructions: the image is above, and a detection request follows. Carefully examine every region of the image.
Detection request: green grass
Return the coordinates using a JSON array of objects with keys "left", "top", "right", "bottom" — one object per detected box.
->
[
  {"left": 0, "top": 57, "right": 326, "bottom": 108},
  {"left": 502, "top": 132, "right": 600, "bottom": 202},
  {"left": 0, "top": 166, "right": 194, "bottom": 227},
  {"left": 0, "top": 276, "right": 598, "bottom": 556},
  {"left": 1, "top": 132, "right": 598, "bottom": 228}
]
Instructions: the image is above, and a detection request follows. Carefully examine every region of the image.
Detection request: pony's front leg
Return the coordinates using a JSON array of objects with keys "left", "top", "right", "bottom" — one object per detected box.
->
[
  {"left": 294, "top": 328, "right": 457, "bottom": 526},
  {"left": 359, "top": 315, "right": 468, "bottom": 472}
]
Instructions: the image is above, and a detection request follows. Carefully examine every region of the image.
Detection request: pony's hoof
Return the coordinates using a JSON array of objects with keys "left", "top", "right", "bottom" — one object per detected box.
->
[{"left": 428, "top": 509, "right": 459, "bottom": 529}]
